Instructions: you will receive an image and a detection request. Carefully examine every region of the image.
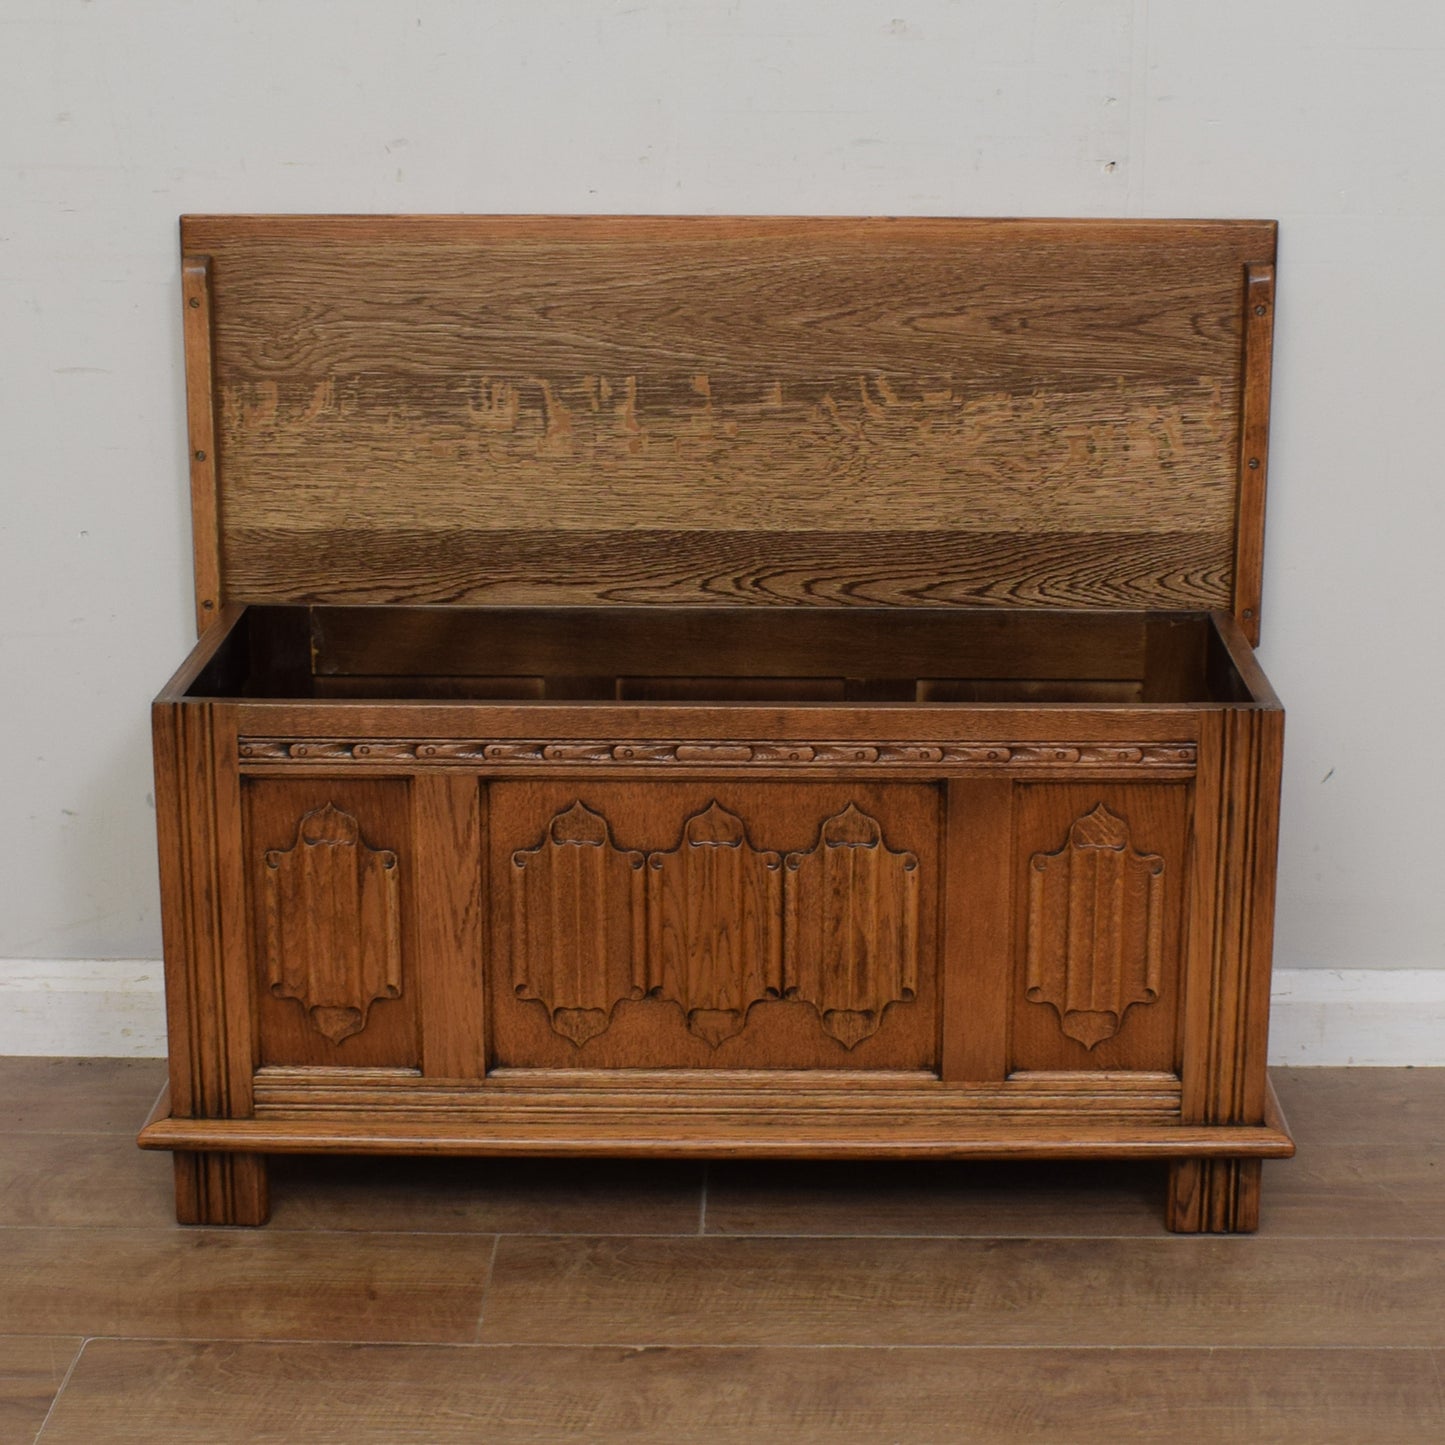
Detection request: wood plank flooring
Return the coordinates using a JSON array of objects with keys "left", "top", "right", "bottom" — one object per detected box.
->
[{"left": 0, "top": 1060, "right": 1440, "bottom": 1443}]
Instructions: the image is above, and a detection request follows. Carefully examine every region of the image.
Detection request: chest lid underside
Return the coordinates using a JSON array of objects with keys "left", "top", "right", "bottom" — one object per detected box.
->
[{"left": 179, "top": 215, "right": 1276, "bottom": 642}]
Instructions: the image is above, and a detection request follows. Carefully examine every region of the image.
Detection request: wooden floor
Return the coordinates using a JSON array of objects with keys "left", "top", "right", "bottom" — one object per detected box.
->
[{"left": 0, "top": 1063, "right": 1440, "bottom": 1443}]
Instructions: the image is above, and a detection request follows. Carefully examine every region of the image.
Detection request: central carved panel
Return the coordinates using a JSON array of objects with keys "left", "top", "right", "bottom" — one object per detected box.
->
[
  {"left": 507, "top": 799, "right": 921, "bottom": 1050},
  {"left": 510, "top": 801, "right": 647, "bottom": 1046},
  {"left": 785, "top": 804, "right": 920, "bottom": 1047},
  {"left": 647, "top": 804, "right": 784, "bottom": 1046}
]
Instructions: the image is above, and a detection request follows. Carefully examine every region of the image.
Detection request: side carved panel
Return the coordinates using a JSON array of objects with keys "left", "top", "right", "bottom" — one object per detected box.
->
[
  {"left": 784, "top": 804, "right": 920, "bottom": 1048},
  {"left": 263, "top": 803, "right": 401, "bottom": 1044},
  {"left": 510, "top": 801, "right": 647, "bottom": 1046},
  {"left": 1026, "top": 803, "right": 1165, "bottom": 1048},
  {"left": 646, "top": 803, "right": 784, "bottom": 1046}
]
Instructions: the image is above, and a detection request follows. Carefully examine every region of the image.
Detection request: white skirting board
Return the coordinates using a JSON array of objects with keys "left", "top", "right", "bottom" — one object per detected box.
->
[
  {"left": 0, "top": 960, "right": 1442, "bottom": 1065},
  {"left": 1265, "top": 967, "right": 1445, "bottom": 1067},
  {"left": 0, "top": 959, "right": 168, "bottom": 1058}
]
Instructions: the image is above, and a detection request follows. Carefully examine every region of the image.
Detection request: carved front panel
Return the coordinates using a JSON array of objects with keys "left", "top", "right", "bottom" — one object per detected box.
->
[
  {"left": 785, "top": 805, "right": 919, "bottom": 1047},
  {"left": 1025, "top": 804, "right": 1164, "bottom": 1048},
  {"left": 245, "top": 779, "right": 419, "bottom": 1067},
  {"left": 1011, "top": 785, "right": 1186, "bottom": 1074},
  {"left": 646, "top": 804, "right": 784, "bottom": 1046},
  {"left": 263, "top": 803, "right": 401, "bottom": 1043},
  {"left": 489, "top": 783, "right": 939, "bottom": 1071},
  {"left": 510, "top": 801, "right": 647, "bottom": 1046}
]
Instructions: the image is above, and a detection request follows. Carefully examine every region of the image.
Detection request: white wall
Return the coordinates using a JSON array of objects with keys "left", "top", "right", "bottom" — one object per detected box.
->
[{"left": 1, "top": 3, "right": 1441, "bottom": 1039}]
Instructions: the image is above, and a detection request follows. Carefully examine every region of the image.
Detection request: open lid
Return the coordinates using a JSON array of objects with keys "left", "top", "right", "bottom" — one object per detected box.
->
[{"left": 180, "top": 215, "right": 1276, "bottom": 643}]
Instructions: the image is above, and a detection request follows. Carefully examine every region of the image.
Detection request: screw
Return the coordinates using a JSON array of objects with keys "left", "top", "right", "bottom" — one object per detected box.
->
[
  {"left": 188, "top": 297, "right": 200, "bottom": 309},
  {"left": 201, "top": 599, "right": 214, "bottom": 610},
  {"left": 1254, "top": 304, "right": 1267, "bottom": 316},
  {"left": 194, "top": 449, "right": 206, "bottom": 462},
  {"left": 1243, "top": 608, "right": 1255, "bottom": 618},
  {"left": 1248, "top": 457, "right": 1260, "bottom": 470}
]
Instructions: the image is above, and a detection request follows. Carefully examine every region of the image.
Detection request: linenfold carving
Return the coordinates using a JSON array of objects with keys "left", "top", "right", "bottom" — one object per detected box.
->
[
  {"left": 785, "top": 805, "right": 919, "bottom": 1047},
  {"left": 510, "top": 802, "right": 647, "bottom": 1045},
  {"left": 263, "top": 803, "right": 401, "bottom": 1044},
  {"left": 1025, "top": 803, "right": 1165, "bottom": 1048},
  {"left": 646, "top": 803, "right": 784, "bottom": 1046},
  {"left": 510, "top": 800, "right": 917, "bottom": 1050}
]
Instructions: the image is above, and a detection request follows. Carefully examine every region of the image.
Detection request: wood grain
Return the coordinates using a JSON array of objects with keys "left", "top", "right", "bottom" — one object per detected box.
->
[
  {"left": 1233, "top": 262, "right": 1276, "bottom": 644},
  {"left": 704, "top": 1158, "right": 1165, "bottom": 1237},
  {"left": 171, "top": 1151, "right": 270, "bottom": 1231},
  {"left": 0, "top": 1229, "right": 494, "bottom": 1342},
  {"left": 1, "top": 1089, "right": 1430, "bottom": 1241},
  {"left": 1024, "top": 802, "right": 1167, "bottom": 1049},
  {"left": 244, "top": 778, "right": 418, "bottom": 1070},
  {"left": 478, "top": 1234, "right": 1445, "bottom": 1347},
  {"left": 508, "top": 800, "right": 650, "bottom": 1049},
  {"left": 1271, "top": 1066, "right": 1445, "bottom": 1145},
  {"left": 265, "top": 1155, "right": 704, "bottom": 1235},
  {"left": 239, "top": 734, "right": 1202, "bottom": 777},
  {"left": 0, "top": 1336, "right": 82, "bottom": 1445},
  {"left": 488, "top": 781, "right": 939, "bottom": 1071},
  {"left": 157, "top": 217, "right": 1285, "bottom": 1233},
  {"left": 191, "top": 217, "right": 1267, "bottom": 382},
  {"left": 152, "top": 702, "right": 250, "bottom": 1120},
  {"left": 0, "top": 1132, "right": 173, "bottom": 1226},
  {"left": 153, "top": 700, "right": 268, "bottom": 1223},
  {"left": 182, "top": 215, "right": 1275, "bottom": 617},
  {"left": 228, "top": 696, "right": 1217, "bottom": 746},
  {"left": 0, "top": 1057, "right": 165, "bottom": 1134},
  {"left": 1260, "top": 1146, "right": 1445, "bottom": 1237},
  {"left": 783, "top": 804, "right": 919, "bottom": 1048},
  {"left": 261, "top": 802, "right": 402, "bottom": 1045},
  {"left": 181, "top": 254, "right": 222, "bottom": 633},
  {"left": 141, "top": 1106, "right": 1292, "bottom": 1161},
  {"left": 941, "top": 778, "right": 1012, "bottom": 1081},
  {"left": 214, "top": 380, "right": 1236, "bottom": 532},
  {"left": 15, "top": 1069, "right": 1438, "bottom": 1439},
  {"left": 1011, "top": 784, "right": 1187, "bottom": 1074},
  {"left": 260, "top": 604, "right": 1244, "bottom": 707},
  {"left": 219, "top": 526, "right": 1238, "bottom": 610},
  {"left": 414, "top": 772, "right": 488, "bottom": 1080},
  {"left": 252, "top": 1143, "right": 1434, "bottom": 1240},
  {"left": 649, "top": 803, "right": 785, "bottom": 1047},
  {"left": 1172, "top": 702, "right": 1285, "bottom": 1230},
  {"left": 36, "top": 1340, "right": 1445, "bottom": 1445}
]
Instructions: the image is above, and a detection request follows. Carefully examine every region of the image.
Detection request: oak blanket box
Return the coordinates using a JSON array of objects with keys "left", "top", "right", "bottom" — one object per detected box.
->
[{"left": 138, "top": 215, "right": 1294, "bottom": 1231}]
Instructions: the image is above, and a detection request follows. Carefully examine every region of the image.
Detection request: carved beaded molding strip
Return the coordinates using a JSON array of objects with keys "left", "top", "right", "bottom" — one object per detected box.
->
[{"left": 237, "top": 738, "right": 1199, "bottom": 771}]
